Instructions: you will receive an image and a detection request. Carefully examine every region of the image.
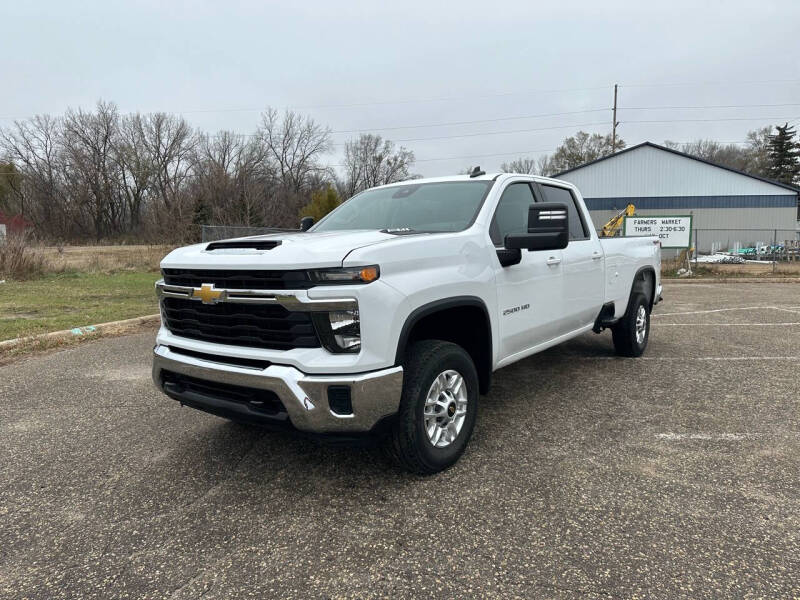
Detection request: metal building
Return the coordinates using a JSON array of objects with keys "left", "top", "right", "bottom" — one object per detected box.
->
[{"left": 555, "top": 142, "right": 800, "bottom": 253}]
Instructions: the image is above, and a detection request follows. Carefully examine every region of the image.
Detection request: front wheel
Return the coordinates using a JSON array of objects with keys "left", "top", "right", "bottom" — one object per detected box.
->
[
  {"left": 386, "top": 340, "right": 479, "bottom": 474},
  {"left": 611, "top": 292, "right": 650, "bottom": 357}
]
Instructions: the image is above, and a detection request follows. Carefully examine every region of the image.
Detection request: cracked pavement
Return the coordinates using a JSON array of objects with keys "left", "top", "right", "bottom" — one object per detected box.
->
[{"left": 1, "top": 282, "right": 799, "bottom": 598}]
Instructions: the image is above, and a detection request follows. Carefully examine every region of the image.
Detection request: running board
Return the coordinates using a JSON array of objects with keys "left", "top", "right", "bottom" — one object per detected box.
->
[{"left": 593, "top": 302, "right": 617, "bottom": 333}]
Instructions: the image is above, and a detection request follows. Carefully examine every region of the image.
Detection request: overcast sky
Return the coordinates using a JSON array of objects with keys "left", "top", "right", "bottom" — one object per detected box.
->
[{"left": 2, "top": 0, "right": 799, "bottom": 176}]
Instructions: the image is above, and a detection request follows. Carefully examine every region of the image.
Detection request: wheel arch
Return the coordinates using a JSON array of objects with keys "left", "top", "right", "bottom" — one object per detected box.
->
[
  {"left": 630, "top": 266, "right": 656, "bottom": 310},
  {"left": 395, "top": 296, "right": 493, "bottom": 395}
]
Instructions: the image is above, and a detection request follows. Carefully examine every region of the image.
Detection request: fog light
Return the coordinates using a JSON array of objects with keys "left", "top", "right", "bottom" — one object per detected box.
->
[{"left": 328, "top": 386, "right": 353, "bottom": 415}]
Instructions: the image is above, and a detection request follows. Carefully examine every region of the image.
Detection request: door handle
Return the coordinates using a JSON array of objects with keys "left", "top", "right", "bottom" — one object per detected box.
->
[
  {"left": 592, "top": 252, "right": 603, "bottom": 260},
  {"left": 546, "top": 256, "right": 561, "bottom": 266}
]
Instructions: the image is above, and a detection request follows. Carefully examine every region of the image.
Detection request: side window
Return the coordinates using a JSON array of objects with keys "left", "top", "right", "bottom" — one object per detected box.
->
[
  {"left": 490, "top": 183, "right": 536, "bottom": 246},
  {"left": 541, "top": 185, "right": 589, "bottom": 240}
]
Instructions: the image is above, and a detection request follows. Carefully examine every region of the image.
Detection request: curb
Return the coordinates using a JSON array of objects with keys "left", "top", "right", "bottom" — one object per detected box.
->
[
  {"left": 663, "top": 278, "right": 800, "bottom": 284},
  {"left": 0, "top": 314, "right": 160, "bottom": 352}
]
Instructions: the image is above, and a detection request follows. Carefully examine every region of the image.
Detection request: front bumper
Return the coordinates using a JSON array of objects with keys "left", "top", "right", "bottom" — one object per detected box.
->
[{"left": 152, "top": 345, "right": 403, "bottom": 434}]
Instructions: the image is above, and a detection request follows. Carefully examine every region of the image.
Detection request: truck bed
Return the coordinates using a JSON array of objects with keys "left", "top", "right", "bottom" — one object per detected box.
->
[{"left": 599, "top": 236, "right": 661, "bottom": 318}]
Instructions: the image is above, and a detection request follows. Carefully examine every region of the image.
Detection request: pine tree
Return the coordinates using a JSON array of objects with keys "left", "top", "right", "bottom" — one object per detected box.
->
[{"left": 767, "top": 123, "right": 800, "bottom": 185}]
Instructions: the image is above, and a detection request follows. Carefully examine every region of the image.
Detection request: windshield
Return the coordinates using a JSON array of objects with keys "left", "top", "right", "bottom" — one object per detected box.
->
[{"left": 313, "top": 181, "right": 493, "bottom": 233}]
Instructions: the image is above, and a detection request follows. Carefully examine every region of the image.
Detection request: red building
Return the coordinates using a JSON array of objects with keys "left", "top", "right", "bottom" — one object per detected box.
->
[{"left": 0, "top": 212, "right": 32, "bottom": 235}]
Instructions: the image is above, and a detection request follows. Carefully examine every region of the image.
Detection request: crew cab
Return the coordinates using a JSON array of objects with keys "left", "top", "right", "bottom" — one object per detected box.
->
[{"left": 153, "top": 172, "right": 661, "bottom": 473}]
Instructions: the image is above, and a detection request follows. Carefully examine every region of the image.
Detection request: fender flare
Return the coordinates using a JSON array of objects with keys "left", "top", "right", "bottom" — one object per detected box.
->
[
  {"left": 629, "top": 266, "right": 656, "bottom": 310},
  {"left": 394, "top": 296, "right": 492, "bottom": 365}
]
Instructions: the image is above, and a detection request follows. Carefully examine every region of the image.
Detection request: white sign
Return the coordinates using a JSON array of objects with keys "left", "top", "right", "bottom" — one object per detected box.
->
[{"left": 624, "top": 215, "right": 692, "bottom": 248}]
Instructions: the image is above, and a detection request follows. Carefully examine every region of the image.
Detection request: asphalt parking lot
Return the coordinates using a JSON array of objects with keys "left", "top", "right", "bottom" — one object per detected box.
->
[{"left": 2, "top": 282, "right": 799, "bottom": 599}]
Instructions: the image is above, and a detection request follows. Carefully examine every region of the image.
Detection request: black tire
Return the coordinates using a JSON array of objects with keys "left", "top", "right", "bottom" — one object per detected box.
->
[
  {"left": 611, "top": 292, "right": 650, "bottom": 357},
  {"left": 386, "top": 340, "right": 479, "bottom": 475}
]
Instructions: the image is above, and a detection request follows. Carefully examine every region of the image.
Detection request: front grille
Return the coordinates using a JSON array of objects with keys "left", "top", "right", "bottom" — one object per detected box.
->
[
  {"left": 162, "top": 268, "right": 312, "bottom": 290},
  {"left": 161, "top": 370, "right": 285, "bottom": 417},
  {"left": 162, "top": 297, "right": 320, "bottom": 350}
]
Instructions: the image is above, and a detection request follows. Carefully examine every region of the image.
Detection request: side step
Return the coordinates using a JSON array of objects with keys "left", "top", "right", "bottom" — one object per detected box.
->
[{"left": 593, "top": 302, "right": 616, "bottom": 333}]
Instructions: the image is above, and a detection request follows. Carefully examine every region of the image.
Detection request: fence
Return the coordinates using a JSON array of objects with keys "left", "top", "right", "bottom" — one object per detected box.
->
[
  {"left": 643, "top": 230, "right": 800, "bottom": 261},
  {"left": 692, "top": 228, "right": 799, "bottom": 259},
  {"left": 200, "top": 225, "right": 298, "bottom": 243}
]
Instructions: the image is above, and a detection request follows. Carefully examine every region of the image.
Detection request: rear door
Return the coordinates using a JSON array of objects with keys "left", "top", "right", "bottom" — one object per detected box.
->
[
  {"left": 537, "top": 183, "right": 604, "bottom": 332},
  {"left": 491, "top": 181, "right": 565, "bottom": 360}
]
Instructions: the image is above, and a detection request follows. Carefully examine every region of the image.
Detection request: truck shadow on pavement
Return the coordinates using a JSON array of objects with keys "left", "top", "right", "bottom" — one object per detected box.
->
[{"left": 164, "top": 331, "right": 620, "bottom": 489}]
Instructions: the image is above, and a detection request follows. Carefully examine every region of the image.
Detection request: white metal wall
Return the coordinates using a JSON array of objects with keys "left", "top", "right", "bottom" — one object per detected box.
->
[{"left": 559, "top": 144, "right": 791, "bottom": 197}]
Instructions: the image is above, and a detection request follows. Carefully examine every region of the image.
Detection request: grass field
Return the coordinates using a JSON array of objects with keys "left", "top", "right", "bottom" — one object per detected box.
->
[{"left": 0, "top": 271, "right": 160, "bottom": 341}]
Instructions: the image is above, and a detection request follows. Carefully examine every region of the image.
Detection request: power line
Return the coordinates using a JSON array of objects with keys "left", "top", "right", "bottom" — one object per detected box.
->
[
  {"left": 622, "top": 116, "right": 798, "bottom": 125},
  {"left": 622, "top": 102, "right": 800, "bottom": 111},
  {"left": 0, "top": 85, "right": 613, "bottom": 121},
  {"left": 329, "top": 108, "right": 610, "bottom": 134},
  {"left": 622, "top": 78, "right": 800, "bottom": 88},
  {"left": 328, "top": 115, "right": 797, "bottom": 146},
  {"left": 286, "top": 85, "right": 611, "bottom": 110},
  {"left": 364, "top": 121, "right": 609, "bottom": 144}
]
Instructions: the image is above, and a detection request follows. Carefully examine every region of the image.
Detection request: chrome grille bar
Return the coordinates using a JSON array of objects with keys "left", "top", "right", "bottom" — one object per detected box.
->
[{"left": 155, "top": 280, "right": 356, "bottom": 312}]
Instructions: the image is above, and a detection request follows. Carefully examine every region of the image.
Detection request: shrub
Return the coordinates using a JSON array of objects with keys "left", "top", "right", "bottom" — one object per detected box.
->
[
  {"left": 299, "top": 186, "right": 341, "bottom": 222},
  {"left": 0, "top": 233, "right": 47, "bottom": 280}
]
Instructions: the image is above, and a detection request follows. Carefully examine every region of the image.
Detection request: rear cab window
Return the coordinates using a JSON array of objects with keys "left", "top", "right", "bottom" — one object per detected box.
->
[{"left": 539, "top": 184, "right": 590, "bottom": 241}]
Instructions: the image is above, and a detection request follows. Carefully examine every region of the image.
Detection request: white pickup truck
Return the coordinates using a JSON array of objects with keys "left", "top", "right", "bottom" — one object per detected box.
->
[{"left": 153, "top": 171, "right": 661, "bottom": 473}]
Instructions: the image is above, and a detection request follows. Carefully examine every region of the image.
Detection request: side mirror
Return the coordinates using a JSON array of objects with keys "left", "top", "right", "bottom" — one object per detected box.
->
[
  {"left": 300, "top": 216, "right": 315, "bottom": 232},
  {"left": 504, "top": 202, "right": 569, "bottom": 252}
]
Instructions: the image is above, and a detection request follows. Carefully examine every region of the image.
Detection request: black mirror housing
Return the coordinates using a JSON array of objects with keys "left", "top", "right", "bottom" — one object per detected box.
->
[
  {"left": 504, "top": 202, "right": 569, "bottom": 252},
  {"left": 496, "top": 247, "right": 522, "bottom": 267},
  {"left": 300, "top": 216, "right": 315, "bottom": 232}
]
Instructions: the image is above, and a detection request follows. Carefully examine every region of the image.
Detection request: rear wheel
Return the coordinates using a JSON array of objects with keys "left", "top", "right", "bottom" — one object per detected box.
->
[
  {"left": 386, "top": 340, "right": 478, "bottom": 474},
  {"left": 611, "top": 292, "right": 650, "bottom": 357}
]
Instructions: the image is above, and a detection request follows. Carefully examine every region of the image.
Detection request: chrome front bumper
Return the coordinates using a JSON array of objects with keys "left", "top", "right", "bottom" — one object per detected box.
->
[{"left": 152, "top": 345, "right": 403, "bottom": 433}]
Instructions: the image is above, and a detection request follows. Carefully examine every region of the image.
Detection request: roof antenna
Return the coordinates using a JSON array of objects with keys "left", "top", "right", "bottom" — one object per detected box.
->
[{"left": 469, "top": 165, "right": 485, "bottom": 178}]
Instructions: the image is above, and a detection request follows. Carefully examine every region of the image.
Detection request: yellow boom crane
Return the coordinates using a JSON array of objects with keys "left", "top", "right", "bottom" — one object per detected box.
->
[{"left": 600, "top": 204, "right": 635, "bottom": 237}]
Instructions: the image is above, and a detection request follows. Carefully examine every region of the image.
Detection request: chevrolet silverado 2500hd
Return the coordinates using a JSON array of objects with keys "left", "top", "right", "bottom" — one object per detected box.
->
[{"left": 153, "top": 172, "right": 661, "bottom": 473}]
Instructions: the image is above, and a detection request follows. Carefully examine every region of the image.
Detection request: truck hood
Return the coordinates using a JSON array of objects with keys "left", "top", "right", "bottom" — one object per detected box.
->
[{"left": 160, "top": 230, "right": 398, "bottom": 270}]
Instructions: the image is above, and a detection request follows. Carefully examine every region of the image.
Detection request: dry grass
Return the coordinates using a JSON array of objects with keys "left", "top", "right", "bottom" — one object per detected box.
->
[
  {"left": 38, "top": 244, "right": 172, "bottom": 274},
  {"left": 2, "top": 239, "right": 171, "bottom": 281},
  {"left": 0, "top": 234, "right": 48, "bottom": 280}
]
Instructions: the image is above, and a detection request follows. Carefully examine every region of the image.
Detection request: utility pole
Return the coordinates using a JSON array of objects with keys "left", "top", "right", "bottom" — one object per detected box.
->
[{"left": 611, "top": 83, "right": 619, "bottom": 153}]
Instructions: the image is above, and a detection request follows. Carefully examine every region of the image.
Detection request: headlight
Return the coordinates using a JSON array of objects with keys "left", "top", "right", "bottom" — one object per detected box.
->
[
  {"left": 308, "top": 265, "right": 379, "bottom": 284},
  {"left": 312, "top": 309, "right": 361, "bottom": 353}
]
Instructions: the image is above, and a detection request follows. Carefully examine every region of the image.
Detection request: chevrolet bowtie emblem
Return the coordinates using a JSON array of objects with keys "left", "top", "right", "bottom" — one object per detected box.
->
[{"left": 193, "top": 283, "right": 225, "bottom": 305}]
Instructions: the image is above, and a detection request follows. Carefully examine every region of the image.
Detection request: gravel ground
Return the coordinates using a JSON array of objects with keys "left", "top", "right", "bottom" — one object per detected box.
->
[{"left": 1, "top": 282, "right": 799, "bottom": 598}]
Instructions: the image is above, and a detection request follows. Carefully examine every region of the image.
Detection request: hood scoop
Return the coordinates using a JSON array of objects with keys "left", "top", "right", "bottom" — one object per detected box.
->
[{"left": 205, "top": 240, "right": 281, "bottom": 251}]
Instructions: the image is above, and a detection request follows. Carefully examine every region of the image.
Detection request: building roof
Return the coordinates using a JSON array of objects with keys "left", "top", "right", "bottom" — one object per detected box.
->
[{"left": 554, "top": 141, "right": 800, "bottom": 194}]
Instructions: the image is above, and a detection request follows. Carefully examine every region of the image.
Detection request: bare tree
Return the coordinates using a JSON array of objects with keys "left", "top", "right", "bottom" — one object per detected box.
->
[
  {"left": 61, "top": 101, "right": 125, "bottom": 238},
  {"left": 141, "top": 112, "right": 196, "bottom": 219},
  {"left": 190, "top": 131, "right": 270, "bottom": 227},
  {"left": 257, "top": 108, "right": 332, "bottom": 225},
  {"left": 497, "top": 156, "right": 555, "bottom": 177},
  {"left": 543, "top": 131, "right": 624, "bottom": 175},
  {"left": 0, "top": 114, "right": 69, "bottom": 238},
  {"left": 113, "top": 113, "right": 155, "bottom": 231},
  {"left": 664, "top": 128, "right": 773, "bottom": 178},
  {"left": 338, "top": 134, "right": 415, "bottom": 198}
]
